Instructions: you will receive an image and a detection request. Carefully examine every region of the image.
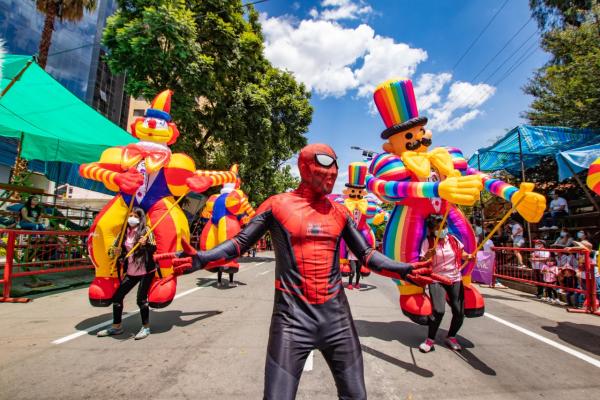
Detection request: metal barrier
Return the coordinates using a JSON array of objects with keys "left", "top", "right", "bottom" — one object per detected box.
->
[
  {"left": 492, "top": 246, "right": 599, "bottom": 316},
  {"left": 0, "top": 229, "right": 93, "bottom": 302}
]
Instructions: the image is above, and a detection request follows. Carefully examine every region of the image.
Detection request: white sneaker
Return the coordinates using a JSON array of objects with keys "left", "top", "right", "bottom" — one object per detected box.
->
[
  {"left": 134, "top": 327, "right": 150, "bottom": 340},
  {"left": 539, "top": 226, "right": 549, "bottom": 231},
  {"left": 541, "top": 297, "right": 549, "bottom": 302},
  {"left": 419, "top": 338, "right": 435, "bottom": 353},
  {"left": 550, "top": 226, "right": 559, "bottom": 230}
]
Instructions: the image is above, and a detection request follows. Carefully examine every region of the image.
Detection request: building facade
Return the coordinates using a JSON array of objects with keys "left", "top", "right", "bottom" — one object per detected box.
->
[{"left": 0, "top": 0, "right": 128, "bottom": 127}]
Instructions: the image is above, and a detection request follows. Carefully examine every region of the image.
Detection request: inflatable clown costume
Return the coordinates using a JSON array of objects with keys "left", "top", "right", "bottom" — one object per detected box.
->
[{"left": 80, "top": 90, "right": 237, "bottom": 308}]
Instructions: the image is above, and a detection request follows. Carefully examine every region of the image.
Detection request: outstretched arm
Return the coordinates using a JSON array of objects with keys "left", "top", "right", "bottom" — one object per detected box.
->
[
  {"left": 169, "top": 208, "right": 271, "bottom": 272},
  {"left": 79, "top": 147, "right": 143, "bottom": 193},
  {"left": 342, "top": 217, "right": 415, "bottom": 280},
  {"left": 466, "top": 167, "right": 546, "bottom": 222}
]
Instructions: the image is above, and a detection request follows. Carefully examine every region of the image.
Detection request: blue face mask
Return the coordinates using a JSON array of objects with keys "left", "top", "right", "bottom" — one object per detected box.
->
[{"left": 560, "top": 231, "right": 567, "bottom": 238}]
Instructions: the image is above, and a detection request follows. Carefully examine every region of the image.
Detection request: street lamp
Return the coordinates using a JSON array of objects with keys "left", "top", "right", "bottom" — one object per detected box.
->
[{"left": 350, "top": 146, "right": 377, "bottom": 161}]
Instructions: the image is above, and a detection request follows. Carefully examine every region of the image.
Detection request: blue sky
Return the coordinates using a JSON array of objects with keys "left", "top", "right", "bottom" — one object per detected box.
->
[{"left": 254, "top": 0, "right": 548, "bottom": 192}]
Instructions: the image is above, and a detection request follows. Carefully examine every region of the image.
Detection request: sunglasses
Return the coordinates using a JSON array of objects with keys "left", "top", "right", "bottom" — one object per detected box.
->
[{"left": 315, "top": 154, "right": 338, "bottom": 168}]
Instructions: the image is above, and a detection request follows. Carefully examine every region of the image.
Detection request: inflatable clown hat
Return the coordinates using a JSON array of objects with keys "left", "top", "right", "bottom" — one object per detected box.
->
[
  {"left": 145, "top": 89, "right": 173, "bottom": 122},
  {"left": 345, "top": 162, "right": 368, "bottom": 189},
  {"left": 373, "top": 78, "right": 427, "bottom": 139}
]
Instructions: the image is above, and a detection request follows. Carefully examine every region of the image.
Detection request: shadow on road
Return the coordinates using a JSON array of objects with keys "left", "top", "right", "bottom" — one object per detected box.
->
[
  {"left": 542, "top": 322, "right": 600, "bottom": 357},
  {"left": 75, "top": 310, "right": 222, "bottom": 339},
  {"left": 196, "top": 277, "right": 248, "bottom": 289},
  {"left": 238, "top": 256, "right": 275, "bottom": 263},
  {"left": 361, "top": 344, "right": 434, "bottom": 377},
  {"left": 355, "top": 320, "right": 496, "bottom": 376}
]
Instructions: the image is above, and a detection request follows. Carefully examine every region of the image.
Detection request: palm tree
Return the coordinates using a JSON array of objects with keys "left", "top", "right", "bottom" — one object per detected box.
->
[{"left": 35, "top": 0, "right": 97, "bottom": 69}]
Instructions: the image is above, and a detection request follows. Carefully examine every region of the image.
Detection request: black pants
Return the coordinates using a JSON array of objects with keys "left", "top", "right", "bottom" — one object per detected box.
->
[
  {"left": 428, "top": 281, "right": 464, "bottom": 340},
  {"left": 264, "top": 292, "right": 366, "bottom": 400},
  {"left": 348, "top": 260, "right": 361, "bottom": 286},
  {"left": 217, "top": 271, "right": 235, "bottom": 284},
  {"left": 112, "top": 273, "right": 154, "bottom": 325}
]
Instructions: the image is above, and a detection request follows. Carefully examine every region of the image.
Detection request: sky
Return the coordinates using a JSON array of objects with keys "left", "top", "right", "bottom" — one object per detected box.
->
[{"left": 254, "top": 0, "right": 548, "bottom": 193}]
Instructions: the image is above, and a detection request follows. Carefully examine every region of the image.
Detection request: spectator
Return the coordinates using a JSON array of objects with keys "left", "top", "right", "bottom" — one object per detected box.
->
[
  {"left": 556, "top": 250, "right": 580, "bottom": 307},
  {"left": 570, "top": 231, "right": 598, "bottom": 307},
  {"left": 552, "top": 228, "right": 574, "bottom": 248},
  {"left": 482, "top": 233, "right": 507, "bottom": 289},
  {"left": 473, "top": 220, "right": 484, "bottom": 244},
  {"left": 19, "top": 196, "right": 46, "bottom": 231},
  {"left": 531, "top": 239, "right": 550, "bottom": 299},
  {"left": 508, "top": 219, "right": 525, "bottom": 268},
  {"left": 541, "top": 261, "right": 559, "bottom": 304},
  {"left": 540, "top": 191, "right": 568, "bottom": 230}
]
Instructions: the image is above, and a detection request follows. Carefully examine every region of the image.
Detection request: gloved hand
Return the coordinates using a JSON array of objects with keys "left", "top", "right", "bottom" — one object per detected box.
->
[
  {"left": 511, "top": 182, "right": 546, "bottom": 223},
  {"left": 114, "top": 170, "right": 144, "bottom": 195},
  {"left": 186, "top": 175, "right": 213, "bottom": 193},
  {"left": 438, "top": 175, "right": 482, "bottom": 206}
]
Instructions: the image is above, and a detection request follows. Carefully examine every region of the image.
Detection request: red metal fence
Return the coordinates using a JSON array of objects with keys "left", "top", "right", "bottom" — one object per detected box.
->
[
  {"left": 0, "top": 229, "right": 93, "bottom": 302},
  {"left": 492, "top": 246, "right": 599, "bottom": 316}
]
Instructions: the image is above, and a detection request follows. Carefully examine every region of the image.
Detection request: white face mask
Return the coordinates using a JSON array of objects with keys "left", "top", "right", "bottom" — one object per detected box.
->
[
  {"left": 437, "top": 228, "right": 448, "bottom": 239},
  {"left": 128, "top": 217, "right": 140, "bottom": 227},
  {"left": 560, "top": 231, "right": 567, "bottom": 238},
  {"left": 577, "top": 232, "right": 585, "bottom": 239},
  {"left": 535, "top": 244, "right": 543, "bottom": 249}
]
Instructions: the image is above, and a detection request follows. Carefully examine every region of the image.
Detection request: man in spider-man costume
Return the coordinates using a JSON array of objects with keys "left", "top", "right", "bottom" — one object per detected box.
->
[{"left": 169, "top": 144, "right": 442, "bottom": 399}]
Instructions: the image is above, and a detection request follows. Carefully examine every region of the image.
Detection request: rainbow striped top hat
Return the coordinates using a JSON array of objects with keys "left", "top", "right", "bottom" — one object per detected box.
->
[
  {"left": 373, "top": 78, "right": 427, "bottom": 139},
  {"left": 145, "top": 89, "right": 173, "bottom": 122},
  {"left": 346, "top": 162, "right": 368, "bottom": 189}
]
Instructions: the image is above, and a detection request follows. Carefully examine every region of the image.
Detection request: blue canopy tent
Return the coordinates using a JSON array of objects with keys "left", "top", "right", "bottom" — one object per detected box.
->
[
  {"left": 556, "top": 143, "right": 600, "bottom": 181},
  {"left": 468, "top": 125, "right": 600, "bottom": 243}
]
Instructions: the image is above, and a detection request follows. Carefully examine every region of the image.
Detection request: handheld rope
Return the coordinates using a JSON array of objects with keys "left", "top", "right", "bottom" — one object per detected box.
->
[
  {"left": 108, "top": 195, "right": 136, "bottom": 274},
  {"left": 459, "top": 194, "right": 526, "bottom": 270},
  {"left": 124, "top": 192, "right": 189, "bottom": 259}
]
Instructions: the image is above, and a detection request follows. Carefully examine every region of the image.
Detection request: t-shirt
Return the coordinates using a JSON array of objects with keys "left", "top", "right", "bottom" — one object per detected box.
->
[
  {"left": 124, "top": 229, "right": 148, "bottom": 276},
  {"left": 550, "top": 197, "right": 568, "bottom": 213},
  {"left": 511, "top": 223, "right": 523, "bottom": 237},
  {"left": 542, "top": 264, "right": 558, "bottom": 283},
  {"left": 420, "top": 235, "right": 463, "bottom": 283},
  {"left": 531, "top": 250, "right": 551, "bottom": 270}
]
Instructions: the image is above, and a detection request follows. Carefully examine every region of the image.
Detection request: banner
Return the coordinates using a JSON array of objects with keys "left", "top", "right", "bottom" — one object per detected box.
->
[{"left": 472, "top": 251, "right": 495, "bottom": 285}]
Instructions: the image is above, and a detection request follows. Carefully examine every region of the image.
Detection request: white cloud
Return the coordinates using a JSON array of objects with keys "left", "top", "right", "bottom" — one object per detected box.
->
[
  {"left": 314, "top": 0, "right": 373, "bottom": 21},
  {"left": 260, "top": 1, "right": 496, "bottom": 132},
  {"left": 425, "top": 81, "right": 495, "bottom": 131},
  {"left": 414, "top": 73, "right": 452, "bottom": 110},
  {"left": 354, "top": 35, "right": 427, "bottom": 97}
]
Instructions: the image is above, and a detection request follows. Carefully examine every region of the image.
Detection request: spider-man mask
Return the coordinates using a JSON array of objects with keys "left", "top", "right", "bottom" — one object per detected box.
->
[{"left": 298, "top": 143, "right": 338, "bottom": 196}]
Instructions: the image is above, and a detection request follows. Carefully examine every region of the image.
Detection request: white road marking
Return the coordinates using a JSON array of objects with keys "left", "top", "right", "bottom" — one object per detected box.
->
[
  {"left": 303, "top": 350, "right": 314, "bottom": 371},
  {"left": 258, "top": 270, "right": 270, "bottom": 276},
  {"left": 52, "top": 260, "right": 272, "bottom": 345},
  {"left": 485, "top": 312, "right": 600, "bottom": 369}
]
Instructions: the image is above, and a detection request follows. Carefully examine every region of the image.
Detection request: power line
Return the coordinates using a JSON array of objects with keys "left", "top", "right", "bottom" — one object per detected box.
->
[
  {"left": 483, "top": 29, "right": 538, "bottom": 83},
  {"left": 451, "top": 0, "right": 510, "bottom": 71},
  {"left": 471, "top": 16, "right": 533, "bottom": 81}
]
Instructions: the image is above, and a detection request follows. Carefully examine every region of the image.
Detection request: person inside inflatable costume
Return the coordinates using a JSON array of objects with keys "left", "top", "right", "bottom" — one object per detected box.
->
[
  {"left": 80, "top": 89, "right": 237, "bottom": 308},
  {"left": 162, "top": 143, "right": 448, "bottom": 399},
  {"left": 200, "top": 179, "right": 255, "bottom": 287},
  {"left": 339, "top": 162, "right": 376, "bottom": 289},
  {"left": 366, "top": 78, "right": 546, "bottom": 324}
]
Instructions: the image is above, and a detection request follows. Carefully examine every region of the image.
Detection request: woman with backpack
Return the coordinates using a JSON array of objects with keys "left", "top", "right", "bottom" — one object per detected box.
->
[
  {"left": 97, "top": 207, "right": 157, "bottom": 340},
  {"left": 418, "top": 214, "right": 474, "bottom": 353}
]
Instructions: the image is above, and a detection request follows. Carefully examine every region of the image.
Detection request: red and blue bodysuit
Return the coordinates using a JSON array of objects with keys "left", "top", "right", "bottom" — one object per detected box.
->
[{"left": 169, "top": 144, "right": 439, "bottom": 399}]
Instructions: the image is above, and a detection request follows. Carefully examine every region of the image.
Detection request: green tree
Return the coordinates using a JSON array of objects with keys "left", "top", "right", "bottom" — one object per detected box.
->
[
  {"left": 35, "top": 0, "right": 98, "bottom": 69},
  {"left": 529, "top": 0, "right": 594, "bottom": 31},
  {"left": 103, "top": 0, "right": 311, "bottom": 204},
  {"left": 523, "top": 2, "right": 600, "bottom": 128}
]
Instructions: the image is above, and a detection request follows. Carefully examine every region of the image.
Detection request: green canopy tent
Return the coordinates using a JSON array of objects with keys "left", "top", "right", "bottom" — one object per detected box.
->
[{"left": 0, "top": 54, "right": 136, "bottom": 164}]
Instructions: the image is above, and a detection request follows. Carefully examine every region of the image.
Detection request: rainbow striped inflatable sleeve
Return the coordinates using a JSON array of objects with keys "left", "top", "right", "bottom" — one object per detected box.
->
[
  {"left": 446, "top": 147, "right": 469, "bottom": 172},
  {"left": 587, "top": 158, "right": 600, "bottom": 195},
  {"left": 366, "top": 175, "right": 439, "bottom": 201},
  {"left": 465, "top": 167, "right": 517, "bottom": 202}
]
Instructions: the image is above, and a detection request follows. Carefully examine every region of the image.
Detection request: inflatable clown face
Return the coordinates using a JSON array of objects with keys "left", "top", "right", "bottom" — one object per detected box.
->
[
  {"left": 382, "top": 124, "right": 432, "bottom": 155},
  {"left": 130, "top": 90, "right": 180, "bottom": 145},
  {"left": 373, "top": 78, "right": 432, "bottom": 156}
]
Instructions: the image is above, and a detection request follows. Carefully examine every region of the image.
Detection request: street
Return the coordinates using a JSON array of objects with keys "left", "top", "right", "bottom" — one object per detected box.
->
[{"left": 1, "top": 253, "right": 599, "bottom": 400}]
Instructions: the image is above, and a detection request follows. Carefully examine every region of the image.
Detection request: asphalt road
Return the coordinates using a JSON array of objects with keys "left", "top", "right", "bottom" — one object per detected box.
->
[{"left": 1, "top": 253, "right": 599, "bottom": 399}]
